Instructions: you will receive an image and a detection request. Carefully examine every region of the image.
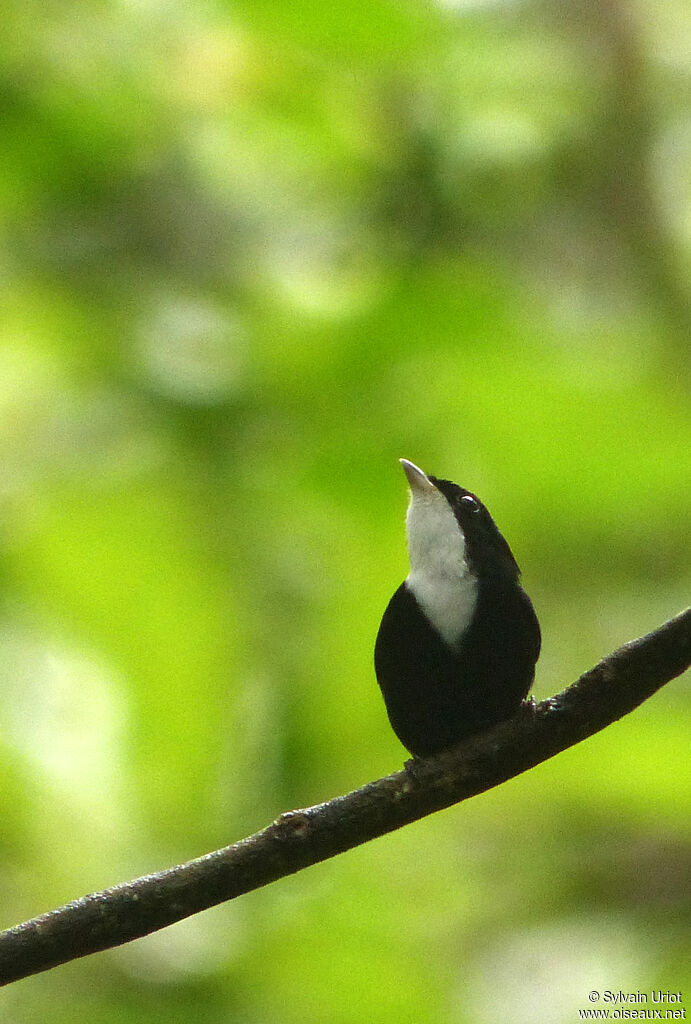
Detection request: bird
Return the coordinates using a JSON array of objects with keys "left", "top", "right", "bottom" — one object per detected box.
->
[{"left": 374, "top": 459, "right": 541, "bottom": 758}]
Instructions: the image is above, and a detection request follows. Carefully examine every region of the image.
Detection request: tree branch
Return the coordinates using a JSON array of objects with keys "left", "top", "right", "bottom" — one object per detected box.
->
[{"left": 1, "top": 609, "right": 689, "bottom": 986}]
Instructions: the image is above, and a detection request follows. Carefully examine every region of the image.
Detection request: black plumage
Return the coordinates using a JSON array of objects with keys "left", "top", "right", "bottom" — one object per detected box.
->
[{"left": 374, "top": 461, "right": 541, "bottom": 758}]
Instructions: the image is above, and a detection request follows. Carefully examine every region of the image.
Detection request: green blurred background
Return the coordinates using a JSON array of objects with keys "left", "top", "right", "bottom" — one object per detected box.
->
[{"left": 1, "top": 0, "right": 689, "bottom": 1020}]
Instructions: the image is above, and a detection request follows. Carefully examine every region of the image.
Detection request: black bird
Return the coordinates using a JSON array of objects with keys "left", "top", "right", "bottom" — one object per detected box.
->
[{"left": 375, "top": 459, "right": 541, "bottom": 758}]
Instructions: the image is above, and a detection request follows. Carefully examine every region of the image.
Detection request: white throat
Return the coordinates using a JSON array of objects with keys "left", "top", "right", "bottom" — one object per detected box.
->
[{"left": 405, "top": 486, "right": 477, "bottom": 648}]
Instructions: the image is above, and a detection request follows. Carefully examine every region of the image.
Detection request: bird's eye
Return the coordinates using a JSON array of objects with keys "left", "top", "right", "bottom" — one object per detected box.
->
[{"left": 460, "top": 494, "right": 480, "bottom": 511}]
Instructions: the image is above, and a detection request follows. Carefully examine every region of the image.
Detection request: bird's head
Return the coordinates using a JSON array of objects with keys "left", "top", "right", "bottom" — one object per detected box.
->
[{"left": 400, "top": 459, "right": 520, "bottom": 583}]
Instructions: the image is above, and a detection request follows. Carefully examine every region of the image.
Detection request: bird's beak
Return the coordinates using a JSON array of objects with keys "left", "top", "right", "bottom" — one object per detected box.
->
[{"left": 400, "top": 458, "right": 436, "bottom": 494}]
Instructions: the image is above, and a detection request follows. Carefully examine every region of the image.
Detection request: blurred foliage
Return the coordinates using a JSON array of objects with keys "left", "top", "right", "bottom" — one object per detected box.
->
[{"left": 0, "top": 0, "right": 689, "bottom": 1021}]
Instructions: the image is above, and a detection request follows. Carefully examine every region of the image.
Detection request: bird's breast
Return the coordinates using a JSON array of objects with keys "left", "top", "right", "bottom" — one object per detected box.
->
[{"left": 405, "top": 569, "right": 478, "bottom": 649}]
